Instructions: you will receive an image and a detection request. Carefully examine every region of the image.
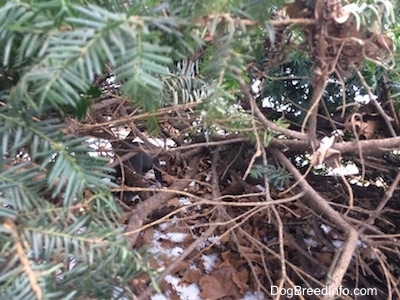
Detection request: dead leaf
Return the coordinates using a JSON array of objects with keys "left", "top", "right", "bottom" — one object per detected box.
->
[
  {"left": 166, "top": 197, "right": 180, "bottom": 208},
  {"left": 232, "top": 268, "right": 249, "bottom": 293},
  {"left": 314, "top": 252, "right": 334, "bottom": 265},
  {"left": 199, "top": 275, "right": 231, "bottom": 300},
  {"left": 199, "top": 266, "right": 242, "bottom": 299},
  {"left": 181, "top": 266, "right": 202, "bottom": 284}
]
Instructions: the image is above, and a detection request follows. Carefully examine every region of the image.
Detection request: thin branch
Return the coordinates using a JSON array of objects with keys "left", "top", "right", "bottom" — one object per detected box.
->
[
  {"left": 124, "top": 156, "right": 200, "bottom": 248},
  {"left": 270, "top": 136, "right": 400, "bottom": 156},
  {"left": 302, "top": 73, "right": 328, "bottom": 140},
  {"left": 239, "top": 82, "right": 309, "bottom": 140},
  {"left": 271, "top": 149, "right": 359, "bottom": 299},
  {"left": 357, "top": 170, "right": 400, "bottom": 234},
  {"left": 354, "top": 69, "right": 397, "bottom": 137},
  {"left": 137, "top": 225, "right": 218, "bottom": 300}
]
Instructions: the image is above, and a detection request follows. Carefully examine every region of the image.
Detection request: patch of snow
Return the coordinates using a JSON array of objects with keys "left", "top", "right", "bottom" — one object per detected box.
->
[
  {"left": 251, "top": 79, "right": 261, "bottom": 93},
  {"left": 164, "top": 275, "right": 201, "bottom": 300},
  {"left": 304, "top": 238, "right": 318, "bottom": 248},
  {"left": 159, "top": 222, "right": 172, "bottom": 231},
  {"left": 328, "top": 163, "right": 359, "bottom": 176},
  {"left": 242, "top": 291, "right": 265, "bottom": 299},
  {"left": 179, "top": 197, "right": 192, "bottom": 206},
  {"left": 202, "top": 253, "right": 218, "bottom": 273},
  {"left": 204, "top": 171, "right": 212, "bottom": 182},
  {"left": 320, "top": 224, "right": 331, "bottom": 234},
  {"left": 206, "top": 235, "right": 221, "bottom": 246},
  {"left": 332, "top": 240, "right": 344, "bottom": 248},
  {"left": 150, "top": 230, "right": 185, "bottom": 258},
  {"left": 151, "top": 294, "right": 169, "bottom": 300},
  {"left": 256, "top": 184, "right": 265, "bottom": 192},
  {"left": 349, "top": 177, "right": 370, "bottom": 187},
  {"left": 149, "top": 242, "right": 184, "bottom": 257},
  {"left": 196, "top": 235, "right": 221, "bottom": 249},
  {"left": 155, "top": 231, "right": 187, "bottom": 243},
  {"left": 357, "top": 239, "right": 367, "bottom": 248},
  {"left": 354, "top": 94, "right": 377, "bottom": 104},
  {"left": 189, "top": 264, "right": 199, "bottom": 271}
]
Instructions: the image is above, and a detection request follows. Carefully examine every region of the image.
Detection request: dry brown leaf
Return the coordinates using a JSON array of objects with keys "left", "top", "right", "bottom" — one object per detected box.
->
[
  {"left": 141, "top": 227, "right": 154, "bottom": 244},
  {"left": 181, "top": 266, "right": 202, "bottom": 284},
  {"left": 171, "top": 261, "right": 190, "bottom": 275},
  {"left": 199, "top": 266, "right": 242, "bottom": 299},
  {"left": 166, "top": 197, "right": 180, "bottom": 208},
  {"left": 218, "top": 232, "right": 230, "bottom": 244},
  {"left": 220, "top": 251, "right": 231, "bottom": 261},
  {"left": 232, "top": 268, "right": 250, "bottom": 293},
  {"left": 199, "top": 275, "right": 229, "bottom": 300},
  {"left": 218, "top": 259, "right": 233, "bottom": 268},
  {"left": 314, "top": 252, "right": 334, "bottom": 265}
]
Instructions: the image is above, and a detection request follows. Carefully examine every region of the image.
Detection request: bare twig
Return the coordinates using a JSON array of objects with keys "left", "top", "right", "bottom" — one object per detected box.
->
[
  {"left": 272, "top": 149, "right": 359, "bottom": 299},
  {"left": 354, "top": 69, "right": 397, "bottom": 137},
  {"left": 357, "top": 170, "right": 400, "bottom": 234},
  {"left": 124, "top": 156, "right": 200, "bottom": 248},
  {"left": 137, "top": 225, "right": 217, "bottom": 300},
  {"left": 269, "top": 136, "right": 400, "bottom": 156},
  {"left": 239, "top": 82, "right": 309, "bottom": 140}
]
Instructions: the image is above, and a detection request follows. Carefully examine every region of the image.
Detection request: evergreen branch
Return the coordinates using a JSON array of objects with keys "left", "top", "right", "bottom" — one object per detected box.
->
[{"left": 4, "top": 219, "right": 42, "bottom": 300}]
